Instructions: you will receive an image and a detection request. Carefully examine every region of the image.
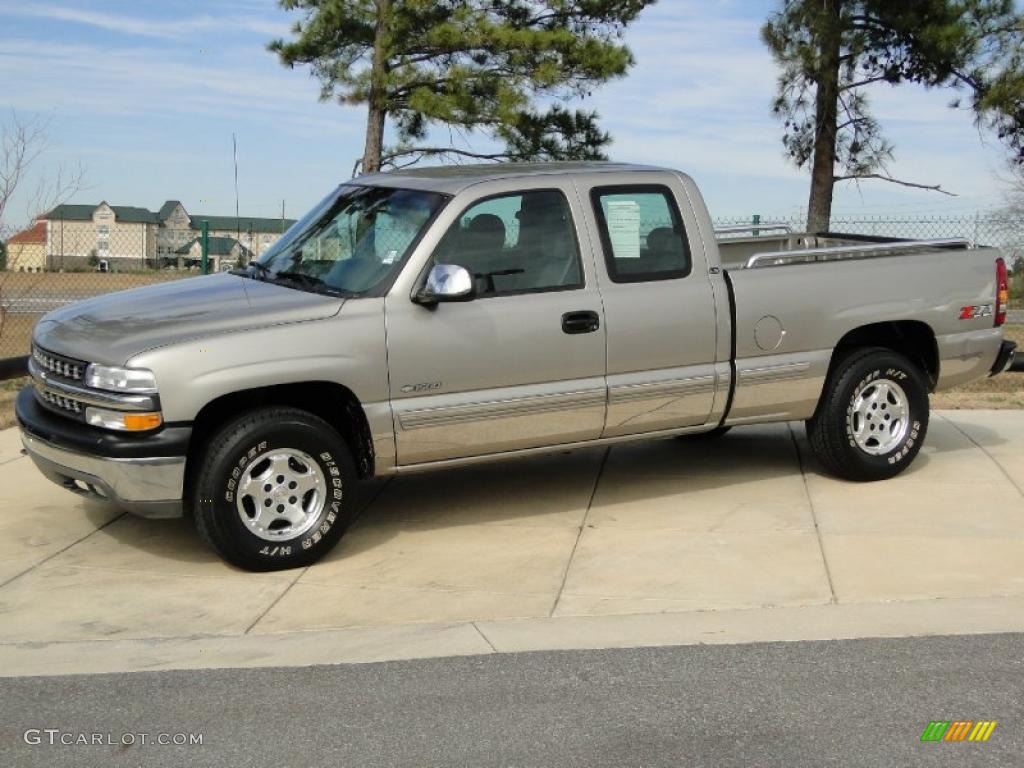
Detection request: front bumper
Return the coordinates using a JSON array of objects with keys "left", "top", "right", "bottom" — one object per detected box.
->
[
  {"left": 991, "top": 340, "right": 1017, "bottom": 377},
  {"left": 16, "top": 387, "right": 188, "bottom": 518}
]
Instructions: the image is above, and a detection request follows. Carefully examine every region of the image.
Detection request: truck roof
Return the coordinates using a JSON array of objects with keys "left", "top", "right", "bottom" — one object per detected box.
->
[{"left": 358, "top": 161, "right": 668, "bottom": 195}]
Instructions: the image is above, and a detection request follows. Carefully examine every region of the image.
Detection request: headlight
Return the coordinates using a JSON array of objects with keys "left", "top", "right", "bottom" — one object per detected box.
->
[
  {"left": 84, "top": 365, "right": 158, "bottom": 394},
  {"left": 85, "top": 407, "right": 163, "bottom": 432}
]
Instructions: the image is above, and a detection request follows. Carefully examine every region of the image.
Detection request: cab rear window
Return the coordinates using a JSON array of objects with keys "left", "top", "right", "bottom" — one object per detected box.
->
[{"left": 591, "top": 186, "right": 692, "bottom": 283}]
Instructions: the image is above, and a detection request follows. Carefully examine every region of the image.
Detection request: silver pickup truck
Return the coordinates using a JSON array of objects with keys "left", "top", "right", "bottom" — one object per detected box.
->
[{"left": 18, "top": 162, "right": 1016, "bottom": 571}]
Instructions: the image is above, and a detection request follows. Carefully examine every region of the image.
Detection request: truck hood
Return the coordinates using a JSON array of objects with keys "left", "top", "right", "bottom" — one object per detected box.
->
[{"left": 32, "top": 272, "right": 345, "bottom": 365}]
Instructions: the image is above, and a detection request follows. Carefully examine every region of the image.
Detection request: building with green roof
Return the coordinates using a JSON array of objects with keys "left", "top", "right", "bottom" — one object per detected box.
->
[{"left": 40, "top": 199, "right": 295, "bottom": 271}]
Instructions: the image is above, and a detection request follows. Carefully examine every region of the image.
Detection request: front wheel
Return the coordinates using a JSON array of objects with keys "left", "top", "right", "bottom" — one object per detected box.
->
[
  {"left": 806, "top": 347, "right": 929, "bottom": 482},
  {"left": 192, "top": 407, "right": 358, "bottom": 571}
]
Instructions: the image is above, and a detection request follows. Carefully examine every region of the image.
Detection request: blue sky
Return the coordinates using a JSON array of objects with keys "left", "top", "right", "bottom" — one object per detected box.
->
[{"left": 0, "top": 0, "right": 1016, "bottom": 228}]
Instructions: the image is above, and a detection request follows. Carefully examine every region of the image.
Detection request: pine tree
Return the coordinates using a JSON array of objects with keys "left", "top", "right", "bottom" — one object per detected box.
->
[
  {"left": 762, "top": 0, "right": 1024, "bottom": 231},
  {"left": 270, "top": 0, "right": 655, "bottom": 174}
]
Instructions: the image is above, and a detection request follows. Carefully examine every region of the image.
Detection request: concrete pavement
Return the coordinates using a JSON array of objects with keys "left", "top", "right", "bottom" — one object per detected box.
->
[{"left": 3, "top": 410, "right": 1024, "bottom": 676}]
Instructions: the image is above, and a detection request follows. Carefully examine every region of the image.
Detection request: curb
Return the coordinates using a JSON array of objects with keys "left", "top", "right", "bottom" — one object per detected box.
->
[{"left": 3, "top": 595, "right": 1024, "bottom": 677}]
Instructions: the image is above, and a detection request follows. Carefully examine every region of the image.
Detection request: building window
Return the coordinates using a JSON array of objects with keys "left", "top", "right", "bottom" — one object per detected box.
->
[{"left": 97, "top": 225, "right": 109, "bottom": 235}]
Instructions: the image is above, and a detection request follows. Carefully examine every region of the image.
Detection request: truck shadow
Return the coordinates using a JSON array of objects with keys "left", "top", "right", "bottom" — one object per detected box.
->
[
  {"left": 92, "top": 419, "right": 1013, "bottom": 568},
  {"left": 323, "top": 426, "right": 818, "bottom": 563}
]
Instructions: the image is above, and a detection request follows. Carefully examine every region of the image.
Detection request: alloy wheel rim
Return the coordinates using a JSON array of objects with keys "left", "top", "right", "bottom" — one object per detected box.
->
[
  {"left": 848, "top": 378, "right": 911, "bottom": 456},
  {"left": 234, "top": 448, "right": 326, "bottom": 542}
]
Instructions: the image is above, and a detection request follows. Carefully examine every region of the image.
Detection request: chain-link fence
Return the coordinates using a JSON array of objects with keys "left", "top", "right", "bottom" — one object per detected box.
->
[
  {"left": 0, "top": 211, "right": 291, "bottom": 363},
  {"left": 715, "top": 212, "right": 1024, "bottom": 260},
  {"left": 1, "top": 209, "right": 1022, "bottom": 362},
  {"left": 718, "top": 211, "right": 1024, "bottom": 307}
]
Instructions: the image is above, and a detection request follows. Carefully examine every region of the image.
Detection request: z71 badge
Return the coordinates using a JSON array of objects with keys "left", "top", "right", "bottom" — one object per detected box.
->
[{"left": 959, "top": 305, "right": 993, "bottom": 320}]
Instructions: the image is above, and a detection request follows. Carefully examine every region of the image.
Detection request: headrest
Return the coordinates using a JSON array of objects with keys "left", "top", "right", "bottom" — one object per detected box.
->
[
  {"left": 647, "top": 227, "right": 677, "bottom": 255},
  {"left": 466, "top": 213, "right": 506, "bottom": 251}
]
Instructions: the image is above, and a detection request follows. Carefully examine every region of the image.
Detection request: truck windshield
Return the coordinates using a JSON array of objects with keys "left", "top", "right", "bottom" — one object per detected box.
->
[{"left": 252, "top": 185, "right": 447, "bottom": 296}]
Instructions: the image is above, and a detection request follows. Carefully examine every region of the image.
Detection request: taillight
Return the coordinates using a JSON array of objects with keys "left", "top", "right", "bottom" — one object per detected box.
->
[{"left": 996, "top": 257, "right": 1009, "bottom": 327}]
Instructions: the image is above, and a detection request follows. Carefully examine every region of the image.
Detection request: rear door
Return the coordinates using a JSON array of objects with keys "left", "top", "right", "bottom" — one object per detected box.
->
[
  {"left": 575, "top": 174, "right": 723, "bottom": 437},
  {"left": 385, "top": 180, "right": 607, "bottom": 465}
]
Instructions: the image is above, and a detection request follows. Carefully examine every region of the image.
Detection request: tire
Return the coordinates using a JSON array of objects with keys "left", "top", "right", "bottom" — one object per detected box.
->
[
  {"left": 192, "top": 407, "right": 358, "bottom": 571},
  {"left": 806, "top": 347, "right": 929, "bottom": 482},
  {"left": 676, "top": 426, "right": 732, "bottom": 441}
]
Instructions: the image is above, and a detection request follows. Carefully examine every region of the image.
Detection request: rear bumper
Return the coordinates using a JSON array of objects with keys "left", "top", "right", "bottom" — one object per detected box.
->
[
  {"left": 990, "top": 340, "right": 1017, "bottom": 376},
  {"left": 16, "top": 386, "right": 188, "bottom": 518}
]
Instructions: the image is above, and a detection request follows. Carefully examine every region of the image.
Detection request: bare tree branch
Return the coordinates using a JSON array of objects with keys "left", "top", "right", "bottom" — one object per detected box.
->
[
  {"left": 380, "top": 146, "right": 525, "bottom": 165},
  {"left": 0, "top": 110, "right": 89, "bottom": 349},
  {"left": 24, "top": 161, "right": 88, "bottom": 222},
  {"left": 0, "top": 110, "right": 52, "bottom": 230},
  {"left": 353, "top": 144, "right": 534, "bottom": 177},
  {"left": 833, "top": 173, "right": 958, "bottom": 196}
]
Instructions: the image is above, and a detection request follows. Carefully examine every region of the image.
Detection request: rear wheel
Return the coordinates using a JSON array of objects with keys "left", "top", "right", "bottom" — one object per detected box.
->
[
  {"left": 192, "top": 407, "right": 358, "bottom": 571},
  {"left": 807, "top": 347, "right": 929, "bottom": 481}
]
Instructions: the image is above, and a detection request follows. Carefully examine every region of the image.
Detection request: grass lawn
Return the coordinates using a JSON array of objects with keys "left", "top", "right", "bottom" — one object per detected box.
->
[{"left": 930, "top": 325, "right": 1024, "bottom": 410}]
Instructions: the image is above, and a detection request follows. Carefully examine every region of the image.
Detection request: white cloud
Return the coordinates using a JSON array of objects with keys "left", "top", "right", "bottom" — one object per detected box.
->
[
  {"left": 0, "top": 37, "right": 359, "bottom": 137},
  {"left": 587, "top": 0, "right": 1007, "bottom": 215},
  {"left": 0, "top": 2, "right": 289, "bottom": 40}
]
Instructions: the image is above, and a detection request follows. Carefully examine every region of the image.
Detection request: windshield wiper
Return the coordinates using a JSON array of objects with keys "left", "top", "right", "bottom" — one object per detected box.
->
[{"left": 272, "top": 270, "right": 351, "bottom": 297}]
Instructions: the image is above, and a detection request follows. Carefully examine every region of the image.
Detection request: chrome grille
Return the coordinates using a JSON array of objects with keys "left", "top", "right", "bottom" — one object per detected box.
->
[
  {"left": 38, "top": 388, "right": 84, "bottom": 415},
  {"left": 32, "top": 345, "right": 86, "bottom": 382}
]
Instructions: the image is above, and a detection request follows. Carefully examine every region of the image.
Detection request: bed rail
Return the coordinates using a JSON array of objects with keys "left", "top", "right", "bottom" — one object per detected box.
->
[
  {"left": 714, "top": 224, "right": 794, "bottom": 237},
  {"left": 743, "top": 238, "right": 973, "bottom": 269}
]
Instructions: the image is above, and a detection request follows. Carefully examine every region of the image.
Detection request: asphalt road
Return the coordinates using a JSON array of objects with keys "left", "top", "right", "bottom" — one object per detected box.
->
[{"left": 1, "top": 633, "right": 1022, "bottom": 768}]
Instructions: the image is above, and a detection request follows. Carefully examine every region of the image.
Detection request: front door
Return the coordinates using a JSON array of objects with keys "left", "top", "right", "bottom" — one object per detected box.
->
[{"left": 385, "top": 183, "right": 607, "bottom": 465}]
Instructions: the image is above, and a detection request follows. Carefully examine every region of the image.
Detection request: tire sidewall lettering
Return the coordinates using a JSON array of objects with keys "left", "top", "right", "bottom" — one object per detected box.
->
[
  {"left": 220, "top": 439, "right": 342, "bottom": 558},
  {"left": 845, "top": 365, "right": 918, "bottom": 463}
]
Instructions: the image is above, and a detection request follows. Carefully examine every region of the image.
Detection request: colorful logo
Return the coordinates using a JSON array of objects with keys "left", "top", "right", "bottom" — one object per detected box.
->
[{"left": 921, "top": 721, "right": 997, "bottom": 742}]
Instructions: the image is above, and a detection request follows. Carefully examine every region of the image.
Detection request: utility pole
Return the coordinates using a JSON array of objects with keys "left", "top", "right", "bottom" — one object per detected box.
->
[{"left": 200, "top": 219, "right": 209, "bottom": 274}]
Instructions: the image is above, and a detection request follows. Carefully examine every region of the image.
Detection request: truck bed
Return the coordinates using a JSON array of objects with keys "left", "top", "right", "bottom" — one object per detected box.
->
[
  {"left": 714, "top": 226, "right": 1002, "bottom": 426},
  {"left": 715, "top": 226, "right": 972, "bottom": 270}
]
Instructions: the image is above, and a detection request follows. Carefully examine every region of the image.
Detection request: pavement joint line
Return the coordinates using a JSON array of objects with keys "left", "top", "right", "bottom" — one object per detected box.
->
[
  {"left": 0, "top": 453, "right": 26, "bottom": 468},
  {"left": 937, "top": 412, "right": 1024, "bottom": 498},
  {"left": 0, "top": 510, "right": 126, "bottom": 590},
  {"left": 244, "top": 566, "right": 310, "bottom": 634},
  {"left": 471, "top": 621, "right": 499, "bottom": 653},
  {"left": 242, "top": 475, "right": 395, "bottom": 634},
  {"left": 548, "top": 446, "right": 610, "bottom": 618},
  {"left": 7, "top": 596, "right": 1024, "bottom": 677},
  {"left": 30, "top": 561, "right": 294, "bottom": 584},
  {"left": 787, "top": 422, "right": 837, "bottom": 605},
  {"left": 281, "top": 581, "right": 556, "bottom": 597},
  {"left": 0, "top": 632, "right": 235, "bottom": 648},
  {"left": 1, "top": 593, "right": 1022, "bottom": 650}
]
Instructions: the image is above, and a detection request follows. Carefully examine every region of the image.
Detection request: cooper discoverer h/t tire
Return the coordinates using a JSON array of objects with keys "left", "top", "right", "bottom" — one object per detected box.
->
[
  {"left": 192, "top": 407, "right": 358, "bottom": 571},
  {"left": 806, "top": 347, "right": 929, "bottom": 482}
]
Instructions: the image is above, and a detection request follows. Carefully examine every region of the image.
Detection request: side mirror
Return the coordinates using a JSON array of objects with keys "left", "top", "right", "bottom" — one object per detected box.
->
[{"left": 415, "top": 263, "right": 475, "bottom": 305}]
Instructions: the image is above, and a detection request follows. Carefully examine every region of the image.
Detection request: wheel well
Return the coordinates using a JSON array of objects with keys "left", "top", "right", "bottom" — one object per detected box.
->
[
  {"left": 184, "top": 382, "right": 376, "bottom": 503},
  {"left": 830, "top": 321, "right": 939, "bottom": 390}
]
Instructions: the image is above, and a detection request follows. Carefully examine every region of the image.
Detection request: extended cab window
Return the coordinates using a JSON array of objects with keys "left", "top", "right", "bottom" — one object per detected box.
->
[
  {"left": 432, "top": 189, "right": 582, "bottom": 297},
  {"left": 592, "top": 186, "right": 692, "bottom": 283}
]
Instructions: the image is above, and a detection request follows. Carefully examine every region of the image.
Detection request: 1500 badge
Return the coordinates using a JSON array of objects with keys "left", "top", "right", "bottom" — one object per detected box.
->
[{"left": 400, "top": 381, "right": 443, "bottom": 393}]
